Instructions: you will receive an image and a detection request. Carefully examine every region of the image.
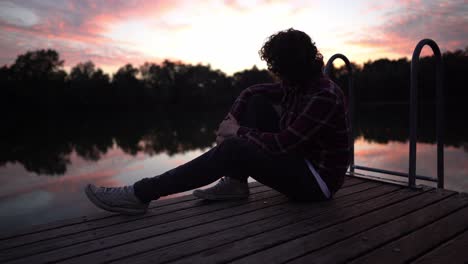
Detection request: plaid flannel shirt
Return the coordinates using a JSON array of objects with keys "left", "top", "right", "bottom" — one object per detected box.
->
[{"left": 229, "top": 77, "right": 350, "bottom": 193}]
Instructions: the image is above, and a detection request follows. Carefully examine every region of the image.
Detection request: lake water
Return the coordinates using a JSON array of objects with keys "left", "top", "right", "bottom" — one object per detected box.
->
[{"left": 1, "top": 107, "right": 467, "bottom": 233}]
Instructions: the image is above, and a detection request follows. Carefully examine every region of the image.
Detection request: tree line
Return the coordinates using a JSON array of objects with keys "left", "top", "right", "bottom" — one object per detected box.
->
[
  {"left": 330, "top": 48, "right": 467, "bottom": 107},
  {"left": 1, "top": 48, "right": 466, "bottom": 112},
  {"left": 0, "top": 49, "right": 273, "bottom": 111}
]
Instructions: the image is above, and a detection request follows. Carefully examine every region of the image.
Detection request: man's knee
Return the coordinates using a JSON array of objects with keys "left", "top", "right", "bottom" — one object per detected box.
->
[
  {"left": 217, "top": 137, "right": 261, "bottom": 157},
  {"left": 218, "top": 137, "right": 247, "bottom": 151},
  {"left": 242, "top": 94, "right": 279, "bottom": 132}
]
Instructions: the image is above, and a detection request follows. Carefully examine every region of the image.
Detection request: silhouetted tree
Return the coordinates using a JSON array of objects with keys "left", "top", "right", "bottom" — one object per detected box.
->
[
  {"left": 5, "top": 49, "right": 67, "bottom": 107},
  {"left": 112, "top": 64, "right": 145, "bottom": 107},
  {"left": 140, "top": 60, "right": 232, "bottom": 107},
  {"left": 0, "top": 65, "right": 11, "bottom": 108},
  {"left": 10, "top": 49, "right": 65, "bottom": 81},
  {"left": 68, "top": 61, "right": 110, "bottom": 107},
  {"left": 139, "top": 60, "right": 176, "bottom": 104}
]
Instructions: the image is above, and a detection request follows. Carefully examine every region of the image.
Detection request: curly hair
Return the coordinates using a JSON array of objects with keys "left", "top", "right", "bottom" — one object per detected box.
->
[{"left": 259, "top": 28, "right": 324, "bottom": 86}]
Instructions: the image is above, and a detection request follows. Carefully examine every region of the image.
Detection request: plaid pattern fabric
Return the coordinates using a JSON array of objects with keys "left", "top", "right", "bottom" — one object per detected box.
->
[{"left": 229, "top": 77, "right": 350, "bottom": 193}]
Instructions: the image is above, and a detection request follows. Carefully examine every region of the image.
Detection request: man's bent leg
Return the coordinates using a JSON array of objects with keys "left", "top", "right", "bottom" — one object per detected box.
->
[
  {"left": 224, "top": 94, "right": 280, "bottom": 183},
  {"left": 134, "top": 95, "right": 281, "bottom": 203},
  {"left": 133, "top": 137, "right": 268, "bottom": 203}
]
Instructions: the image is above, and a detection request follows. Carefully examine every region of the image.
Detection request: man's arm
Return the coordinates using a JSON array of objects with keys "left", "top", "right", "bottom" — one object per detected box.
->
[
  {"left": 236, "top": 90, "right": 340, "bottom": 155},
  {"left": 216, "top": 83, "right": 282, "bottom": 145}
]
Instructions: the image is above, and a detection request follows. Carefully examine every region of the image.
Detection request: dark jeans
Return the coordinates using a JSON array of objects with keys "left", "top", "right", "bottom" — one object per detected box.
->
[{"left": 133, "top": 95, "right": 327, "bottom": 203}]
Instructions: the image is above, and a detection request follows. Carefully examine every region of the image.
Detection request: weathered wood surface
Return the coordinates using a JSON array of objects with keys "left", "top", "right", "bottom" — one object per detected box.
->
[{"left": 1, "top": 176, "right": 467, "bottom": 264}]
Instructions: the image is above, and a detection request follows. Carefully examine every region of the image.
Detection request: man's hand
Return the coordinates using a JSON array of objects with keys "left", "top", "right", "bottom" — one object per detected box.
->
[
  {"left": 217, "top": 118, "right": 239, "bottom": 138},
  {"left": 216, "top": 135, "right": 225, "bottom": 145},
  {"left": 216, "top": 113, "right": 239, "bottom": 142},
  {"left": 223, "top": 113, "right": 238, "bottom": 123}
]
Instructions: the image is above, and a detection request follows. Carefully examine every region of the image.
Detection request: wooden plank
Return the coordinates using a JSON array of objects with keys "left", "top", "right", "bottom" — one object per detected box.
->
[
  {"left": 412, "top": 229, "right": 468, "bottom": 264},
  {"left": 0, "top": 181, "right": 269, "bottom": 241},
  {"left": 0, "top": 188, "right": 281, "bottom": 262},
  {"left": 249, "top": 189, "right": 460, "bottom": 264},
  {"left": 2, "top": 179, "right": 371, "bottom": 263},
  {"left": 335, "top": 176, "right": 367, "bottom": 189},
  {"left": 0, "top": 192, "right": 287, "bottom": 262},
  {"left": 334, "top": 180, "right": 374, "bottom": 196},
  {"left": 289, "top": 192, "right": 468, "bottom": 264},
  {"left": 45, "top": 181, "right": 388, "bottom": 264},
  {"left": 0, "top": 176, "right": 363, "bottom": 252},
  {"left": 0, "top": 184, "right": 274, "bottom": 251},
  {"left": 163, "top": 186, "right": 422, "bottom": 264},
  {"left": 348, "top": 204, "right": 468, "bottom": 264},
  {"left": 97, "top": 184, "right": 402, "bottom": 264},
  {"left": 0, "top": 176, "right": 364, "bottom": 248}
]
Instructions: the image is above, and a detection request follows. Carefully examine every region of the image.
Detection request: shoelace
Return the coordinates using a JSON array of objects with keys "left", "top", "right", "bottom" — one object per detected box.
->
[
  {"left": 103, "top": 187, "right": 113, "bottom": 193},
  {"left": 102, "top": 186, "right": 130, "bottom": 194},
  {"left": 212, "top": 177, "right": 229, "bottom": 191}
]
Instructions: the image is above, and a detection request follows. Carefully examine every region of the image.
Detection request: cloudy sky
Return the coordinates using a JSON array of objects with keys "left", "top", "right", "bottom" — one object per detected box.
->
[{"left": 0, "top": 0, "right": 466, "bottom": 74}]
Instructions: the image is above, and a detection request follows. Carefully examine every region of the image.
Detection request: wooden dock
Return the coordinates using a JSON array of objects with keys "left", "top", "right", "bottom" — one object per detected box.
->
[{"left": 1, "top": 176, "right": 467, "bottom": 263}]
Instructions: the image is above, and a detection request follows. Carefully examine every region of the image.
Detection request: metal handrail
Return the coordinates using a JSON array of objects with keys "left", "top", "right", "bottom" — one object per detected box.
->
[
  {"left": 409, "top": 39, "right": 444, "bottom": 188},
  {"left": 324, "top": 54, "right": 355, "bottom": 173},
  {"left": 325, "top": 39, "right": 445, "bottom": 189}
]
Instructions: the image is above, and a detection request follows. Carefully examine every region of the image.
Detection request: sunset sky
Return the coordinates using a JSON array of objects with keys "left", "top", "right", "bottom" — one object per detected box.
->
[{"left": 0, "top": 0, "right": 466, "bottom": 74}]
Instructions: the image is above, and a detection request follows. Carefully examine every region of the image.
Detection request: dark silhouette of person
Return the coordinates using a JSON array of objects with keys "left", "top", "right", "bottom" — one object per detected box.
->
[{"left": 85, "top": 28, "right": 351, "bottom": 215}]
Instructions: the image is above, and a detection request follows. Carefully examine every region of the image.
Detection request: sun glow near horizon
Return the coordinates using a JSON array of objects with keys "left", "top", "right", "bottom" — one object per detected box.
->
[
  {"left": 0, "top": 0, "right": 466, "bottom": 75},
  {"left": 98, "top": 1, "right": 389, "bottom": 74}
]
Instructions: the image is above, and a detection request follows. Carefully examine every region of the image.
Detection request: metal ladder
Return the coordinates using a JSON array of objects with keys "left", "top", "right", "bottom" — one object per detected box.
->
[{"left": 324, "top": 39, "right": 445, "bottom": 188}]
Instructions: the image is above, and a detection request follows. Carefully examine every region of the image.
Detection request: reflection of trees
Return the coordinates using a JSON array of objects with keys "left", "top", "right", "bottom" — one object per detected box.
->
[
  {"left": 0, "top": 114, "right": 72, "bottom": 175},
  {"left": 2, "top": 103, "right": 466, "bottom": 176},
  {"left": 0, "top": 109, "right": 226, "bottom": 175},
  {"left": 327, "top": 47, "right": 468, "bottom": 149},
  {"left": 355, "top": 104, "right": 468, "bottom": 148}
]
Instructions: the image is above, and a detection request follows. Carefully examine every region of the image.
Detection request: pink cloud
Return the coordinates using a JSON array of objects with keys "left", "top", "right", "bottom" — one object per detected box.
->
[
  {"left": 349, "top": 0, "right": 467, "bottom": 57},
  {"left": 0, "top": 25, "right": 154, "bottom": 71},
  {"left": 0, "top": 0, "right": 182, "bottom": 70},
  {"left": 1, "top": 0, "right": 464, "bottom": 73}
]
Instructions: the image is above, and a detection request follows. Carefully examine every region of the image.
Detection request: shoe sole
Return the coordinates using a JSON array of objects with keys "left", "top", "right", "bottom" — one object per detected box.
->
[
  {"left": 192, "top": 189, "right": 249, "bottom": 201},
  {"left": 84, "top": 184, "right": 147, "bottom": 215}
]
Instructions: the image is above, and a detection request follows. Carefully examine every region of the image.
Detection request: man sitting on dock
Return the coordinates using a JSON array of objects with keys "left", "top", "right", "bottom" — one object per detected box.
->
[{"left": 85, "top": 28, "right": 351, "bottom": 215}]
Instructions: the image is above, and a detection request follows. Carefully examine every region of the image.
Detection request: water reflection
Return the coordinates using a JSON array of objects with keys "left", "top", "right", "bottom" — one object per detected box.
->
[
  {"left": 2, "top": 105, "right": 467, "bottom": 177},
  {"left": 0, "top": 146, "right": 208, "bottom": 232},
  {"left": 356, "top": 104, "right": 468, "bottom": 147},
  {"left": 354, "top": 138, "right": 468, "bottom": 192},
  {"left": 1, "top": 108, "right": 226, "bottom": 176}
]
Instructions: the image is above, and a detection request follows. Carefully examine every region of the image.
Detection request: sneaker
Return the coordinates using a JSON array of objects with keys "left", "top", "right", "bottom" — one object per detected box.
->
[
  {"left": 193, "top": 177, "right": 250, "bottom": 200},
  {"left": 85, "top": 184, "right": 149, "bottom": 215}
]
